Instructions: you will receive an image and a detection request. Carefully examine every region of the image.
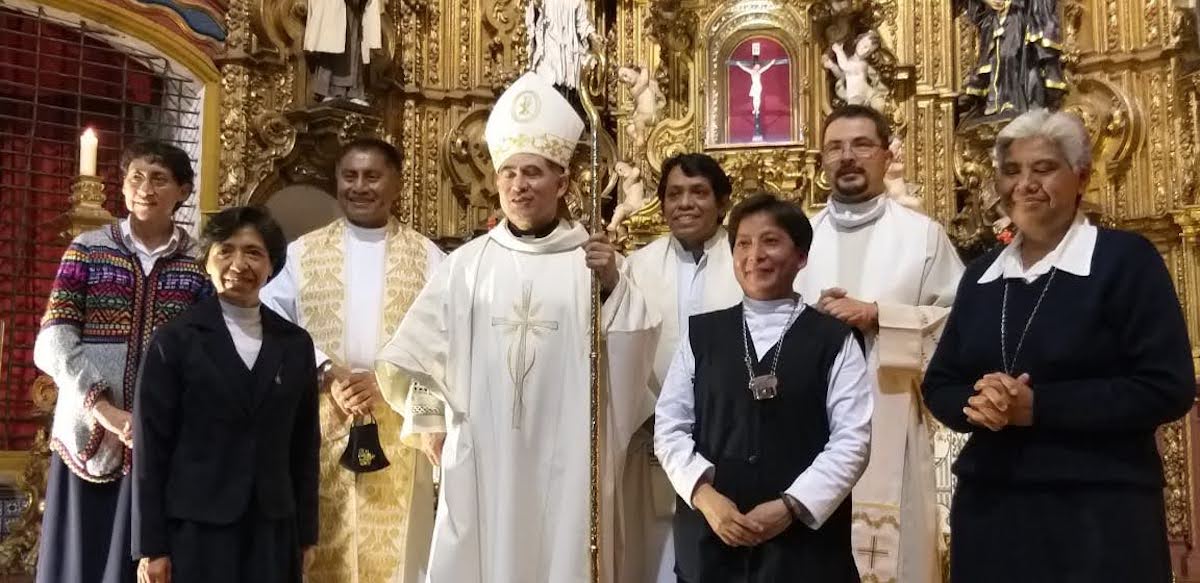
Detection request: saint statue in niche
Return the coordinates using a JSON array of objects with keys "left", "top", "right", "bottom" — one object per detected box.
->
[
  {"left": 958, "top": 0, "right": 1065, "bottom": 123},
  {"left": 526, "top": 0, "right": 596, "bottom": 88},
  {"left": 304, "top": 0, "right": 384, "bottom": 104},
  {"left": 725, "top": 37, "right": 792, "bottom": 144}
]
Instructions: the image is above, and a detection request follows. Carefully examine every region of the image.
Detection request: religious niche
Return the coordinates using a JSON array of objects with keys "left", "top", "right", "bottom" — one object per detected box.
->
[
  {"left": 724, "top": 37, "right": 794, "bottom": 145},
  {"left": 701, "top": 0, "right": 811, "bottom": 149},
  {"left": 954, "top": 0, "right": 1066, "bottom": 127}
]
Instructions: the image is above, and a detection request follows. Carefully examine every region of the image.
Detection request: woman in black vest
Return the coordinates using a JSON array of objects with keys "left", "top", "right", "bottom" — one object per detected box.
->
[
  {"left": 653, "top": 193, "right": 873, "bottom": 582},
  {"left": 923, "top": 109, "right": 1194, "bottom": 582},
  {"left": 132, "top": 207, "right": 320, "bottom": 583}
]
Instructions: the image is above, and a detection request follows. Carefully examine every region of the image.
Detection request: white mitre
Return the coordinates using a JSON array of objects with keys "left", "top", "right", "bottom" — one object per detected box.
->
[{"left": 484, "top": 72, "right": 585, "bottom": 170}]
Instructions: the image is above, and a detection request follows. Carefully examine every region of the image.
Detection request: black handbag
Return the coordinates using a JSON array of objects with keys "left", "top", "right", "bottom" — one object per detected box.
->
[{"left": 339, "top": 414, "right": 390, "bottom": 473}]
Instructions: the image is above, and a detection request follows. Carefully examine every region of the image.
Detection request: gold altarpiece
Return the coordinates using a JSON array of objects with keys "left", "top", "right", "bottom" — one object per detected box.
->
[
  {"left": 7, "top": 0, "right": 1200, "bottom": 577},
  {"left": 206, "top": 0, "right": 1200, "bottom": 577}
]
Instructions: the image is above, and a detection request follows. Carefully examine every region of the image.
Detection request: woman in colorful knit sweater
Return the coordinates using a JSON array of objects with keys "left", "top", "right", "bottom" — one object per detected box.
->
[{"left": 33, "top": 141, "right": 211, "bottom": 583}]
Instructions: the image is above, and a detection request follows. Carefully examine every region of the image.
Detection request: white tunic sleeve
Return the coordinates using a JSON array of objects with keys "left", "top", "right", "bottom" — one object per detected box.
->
[
  {"left": 876, "top": 222, "right": 963, "bottom": 372},
  {"left": 784, "top": 332, "right": 874, "bottom": 528},
  {"left": 652, "top": 341, "right": 715, "bottom": 509}
]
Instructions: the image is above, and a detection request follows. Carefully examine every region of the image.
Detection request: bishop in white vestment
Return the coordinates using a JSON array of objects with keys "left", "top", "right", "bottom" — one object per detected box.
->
[
  {"left": 376, "top": 72, "right": 660, "bottom": 583},
  {"left": 260, "top": 139, "right": 444, "bottom": 583},
  {"left": 797, "top": 107, "right": 964, "bottom": 583},
  {"left": 624, "top": 153, "right": 744, "bottom": 582}
]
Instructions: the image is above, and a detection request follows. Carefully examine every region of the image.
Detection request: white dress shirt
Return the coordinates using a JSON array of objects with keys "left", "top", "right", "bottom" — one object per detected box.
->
[
  {"left": 672, "top": 238, "right": 709, "bottom": 345},
  {"left": 220, "top": 298, "right": 263, "bottom": 368},
  {"left": 653, "top": 296, "right": 874, "bottom": 529},
  {"left": 120, "top": 219, "right": 182, "bottom": 274},
  {"left": 978, "top": 212, "right": 1097, "bottom": 284}
]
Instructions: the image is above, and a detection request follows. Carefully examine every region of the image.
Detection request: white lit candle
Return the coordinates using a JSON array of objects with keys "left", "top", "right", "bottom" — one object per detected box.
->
[
  {"left": 79, "top": 128, "right": 98, "bottom": 177},
  {"left": 752, "top": 42, "right": 761, "bottom": 57}
]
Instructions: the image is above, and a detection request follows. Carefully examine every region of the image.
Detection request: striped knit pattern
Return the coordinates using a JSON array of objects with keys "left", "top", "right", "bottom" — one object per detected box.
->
[{"left": 40, "top": 223, "right": 210, "bottom": 482}]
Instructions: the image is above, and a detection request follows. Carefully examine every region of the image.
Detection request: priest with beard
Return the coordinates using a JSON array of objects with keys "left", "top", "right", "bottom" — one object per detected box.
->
[
  {"left": 795, "top": 105, "right": 964, "bottom": 583},
  {"left": 375, "top": 72, "right": 660, "bottom": 583}
]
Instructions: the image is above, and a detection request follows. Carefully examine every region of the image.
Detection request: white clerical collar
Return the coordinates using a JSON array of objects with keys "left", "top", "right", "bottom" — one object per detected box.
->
[
  {"left": 489, "top": 218, "right": 589, "bottom": 254},
  {"left": 120, "top": 218, "right": 181, "bottom": 255},
  {"left": 978, "top": 212, "right": 1097, "bottom": 284},
  {"left": 827, "top": 194, "right": 887, "bottom": 229},
  {"left": 345, "top": 219, "right": 388, "bottom": 243},
  {"left": 743, "top": 294, "right": 805, "bottom": 316},
  {"left": 669, "top": 227, "right": 726, "bottom": 264},
  {"left": 219, "top": 297, "right": 262, "bottom": 323}
]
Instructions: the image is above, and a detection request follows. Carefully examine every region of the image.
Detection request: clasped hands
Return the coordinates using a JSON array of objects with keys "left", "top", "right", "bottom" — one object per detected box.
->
[
  {"left": 815, "top": 288, "right": 878, "bottom": 333},
  {"left": 93, "top": 398, "right": 133, "bottom": 448},
  {"left": 964, "top": 372, "right": 1034, "bottom": 431},
  {"left": 323, "top": 364, "right": 382, "bottom": 417},
  {"left": 692, "top": 482, "right": 794, "bottom": 548}
]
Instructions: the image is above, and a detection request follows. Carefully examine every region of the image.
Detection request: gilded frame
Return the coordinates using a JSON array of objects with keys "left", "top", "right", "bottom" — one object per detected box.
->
[{"left": 700, "top": 0, "right": 815, "bottom": 149}]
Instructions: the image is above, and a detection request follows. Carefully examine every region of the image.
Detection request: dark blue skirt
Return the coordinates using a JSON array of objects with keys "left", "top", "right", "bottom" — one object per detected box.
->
[
  {"left": 35, "top": 452, "right": 136, "bottom": 583},
  {"left": 950, "top": 479, "right": 1172, "bottom": 583}
]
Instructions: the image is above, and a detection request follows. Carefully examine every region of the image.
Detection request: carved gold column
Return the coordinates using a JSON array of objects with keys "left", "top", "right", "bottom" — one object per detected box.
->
[
  {"left": 216, "top": 0, "right": 298, "bottom": 209},
  {"left": 1172, "top": 207, "right": 1200, "bottom": 579}
]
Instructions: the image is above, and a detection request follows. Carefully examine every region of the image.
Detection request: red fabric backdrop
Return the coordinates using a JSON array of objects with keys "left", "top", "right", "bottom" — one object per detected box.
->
[
  {"left": 726, "top": 36, "right": 792, "bottom": 144},
  {"left": 0, "top": 8, "right": 154, "bottom": 448}
]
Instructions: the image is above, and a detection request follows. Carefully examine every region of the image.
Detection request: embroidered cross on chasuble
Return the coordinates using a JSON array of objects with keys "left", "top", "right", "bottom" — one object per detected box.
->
[
  {"left": 295, "top": 218, "right": 431, "bottom": 583},
  {"left": 491, "top": 282, "right": 560, "bottom": 428}
]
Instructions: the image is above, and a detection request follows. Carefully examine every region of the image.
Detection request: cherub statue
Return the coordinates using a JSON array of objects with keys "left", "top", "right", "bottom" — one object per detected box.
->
[
  {"left": 608, "top": 161, "right": 646, "bottom": 236},
  {"left": 883, "top": 139, "right": 924, "bottom": 211},
  {"left": 617, "top": 66, "right": 664, "bottom": 150},
  {"left": 822, "top": 31, "right": 888, "bottom": 112}
]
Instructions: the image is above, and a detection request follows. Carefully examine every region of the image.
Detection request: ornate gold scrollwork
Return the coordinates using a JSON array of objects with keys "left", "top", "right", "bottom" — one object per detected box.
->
[
  {"left": 443, "top": 108, "right": 497, "bottom": 209},
  {"left": 0, "top": 376, "right": 57, "bottom": 575}
]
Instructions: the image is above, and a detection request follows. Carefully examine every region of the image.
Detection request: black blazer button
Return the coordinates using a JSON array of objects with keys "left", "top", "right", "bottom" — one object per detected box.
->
[{"left": 747, "top": 455, "right": 758, "bottom": 464}]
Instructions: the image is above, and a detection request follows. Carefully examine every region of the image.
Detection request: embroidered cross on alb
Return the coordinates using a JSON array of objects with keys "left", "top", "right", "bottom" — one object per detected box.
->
[{"left": 491, "top": 282, "right": 559, "bottom": 428}]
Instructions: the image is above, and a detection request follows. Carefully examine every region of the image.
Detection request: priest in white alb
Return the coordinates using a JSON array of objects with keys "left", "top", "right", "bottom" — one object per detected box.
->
[
  {"left": 795, "top": 106, "right": 964, "bottom": 583},
  {"left": 260, "top": 138, "right": 443, "bottom": 583},
  {"left": 624, "top": 152, "right": 744, "bottom": 582},
  {"left": 375, "top": 72, "right": 660, "bottom": 583}
]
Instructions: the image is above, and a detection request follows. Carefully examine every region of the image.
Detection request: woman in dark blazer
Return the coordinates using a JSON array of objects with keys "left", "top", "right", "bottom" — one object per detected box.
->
[{"left": 132, "top": 206, "right": 320, "bottom": 583}]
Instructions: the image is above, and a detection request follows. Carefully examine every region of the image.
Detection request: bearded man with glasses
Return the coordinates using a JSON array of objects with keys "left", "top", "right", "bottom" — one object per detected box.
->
[{"left": 794, "top": 105, "right": 964, "bottom": 583}]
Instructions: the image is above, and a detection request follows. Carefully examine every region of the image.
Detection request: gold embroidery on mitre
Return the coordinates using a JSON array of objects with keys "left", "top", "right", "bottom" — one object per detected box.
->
[{"left": 488, "top": 133, "right": 577, "bottom": 169}]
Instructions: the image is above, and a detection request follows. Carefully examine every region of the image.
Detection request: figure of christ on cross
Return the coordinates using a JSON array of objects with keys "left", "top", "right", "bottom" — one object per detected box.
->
[
  {"left": 729, "top": 49, "right": 789, "bottom": 141},
  {"left": 491, "top": 282, "right": 560, "bottom": 428}
]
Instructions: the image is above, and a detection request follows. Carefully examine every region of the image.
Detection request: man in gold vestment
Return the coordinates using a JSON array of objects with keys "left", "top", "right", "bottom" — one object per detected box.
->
[{"left": 261, "top": 138, "right": 444, "bottom": 582}]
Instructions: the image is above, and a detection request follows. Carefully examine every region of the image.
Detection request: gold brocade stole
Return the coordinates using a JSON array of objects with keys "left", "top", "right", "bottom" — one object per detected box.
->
[{"left": 296, "top": 218, "right": 429, "bottom": 583}]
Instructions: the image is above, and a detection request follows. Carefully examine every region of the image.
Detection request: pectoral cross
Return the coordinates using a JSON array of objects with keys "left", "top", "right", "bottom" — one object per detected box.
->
[
  {"left": 855, "top": 535, "right": 890, "bottom": 569},
  {"left": 491, "top": 283, "right": 559, "bottom": 428}
]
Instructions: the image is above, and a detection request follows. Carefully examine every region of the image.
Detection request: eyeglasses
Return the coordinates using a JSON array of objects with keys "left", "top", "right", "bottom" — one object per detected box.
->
[
  {"left": 125, "top": 171, "right": 174, "bottom": 190},
  {"left": 822, "top": 142, "right": 883, "bottom": 161}
]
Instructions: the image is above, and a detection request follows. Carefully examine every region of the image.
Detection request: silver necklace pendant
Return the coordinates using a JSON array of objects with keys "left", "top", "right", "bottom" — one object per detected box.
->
[
  {"left": 749, "top": 374, "right": 779, "bottom": 400},
  {"left": 742, "top": 301, "right": 801, "bottom": 402},
  {"left": 1001, "top": 267, "right": 1057, "bottom": 375}
]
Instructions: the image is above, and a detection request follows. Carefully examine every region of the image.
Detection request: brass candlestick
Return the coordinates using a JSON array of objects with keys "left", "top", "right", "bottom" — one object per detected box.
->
[{"left": 66, "top": 175, "right": 116, "bottom": 238}]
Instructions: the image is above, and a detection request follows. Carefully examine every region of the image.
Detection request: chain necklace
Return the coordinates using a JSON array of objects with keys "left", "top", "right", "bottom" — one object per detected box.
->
[
  {"left": 742, "top": 300, "right": 802, "bottom": 400},
  {"left": 1000, "top": 268, "right": 1057, "bottom": 375}
]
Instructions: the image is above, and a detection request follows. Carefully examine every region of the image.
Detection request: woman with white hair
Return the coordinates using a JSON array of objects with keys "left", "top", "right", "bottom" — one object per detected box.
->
[{"left": 923, "top": 109, "right": 1194, "bottom": 582}]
